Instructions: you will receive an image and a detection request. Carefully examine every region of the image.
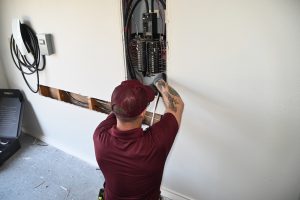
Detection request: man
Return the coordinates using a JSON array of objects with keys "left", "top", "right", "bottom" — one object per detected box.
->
[{"left": 93, "top": 77, "right": 184, "bottom": 200}]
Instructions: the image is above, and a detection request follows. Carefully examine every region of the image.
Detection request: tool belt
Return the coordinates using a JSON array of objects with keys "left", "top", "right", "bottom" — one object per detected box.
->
[
  {"left": 98, "top": 188, "right": 164, "bottom": 200},
  {"left": 98, "top": 188, "right": 105, "bottom": 200}
]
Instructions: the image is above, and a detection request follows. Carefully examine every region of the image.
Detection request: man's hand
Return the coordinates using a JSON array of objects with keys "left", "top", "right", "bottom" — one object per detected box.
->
[
  {"left": 152, "top": 73, "right": 167, "bottom": 87},
  {"left": 143, "top": 73, "right": 167, "bottom": 94}
]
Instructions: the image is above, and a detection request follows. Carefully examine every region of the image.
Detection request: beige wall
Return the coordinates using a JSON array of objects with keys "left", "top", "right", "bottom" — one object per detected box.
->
[
  {"left": 0, "top": 1, "right": 300, "bottom": 200},
  {"left": 0, "top": 0, "right": 125, "bottom": 100},
  {"left": 166, "top": 1, "right": 300, "bottom": 199}
]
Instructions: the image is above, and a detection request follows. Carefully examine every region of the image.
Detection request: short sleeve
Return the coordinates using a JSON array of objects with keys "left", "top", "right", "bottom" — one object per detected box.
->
[
  {"left": 94, "top": 113, "right": 116, "bottom": 138},
  {"left": 150, "top": 113, "right": 179, "bottom": 154}
]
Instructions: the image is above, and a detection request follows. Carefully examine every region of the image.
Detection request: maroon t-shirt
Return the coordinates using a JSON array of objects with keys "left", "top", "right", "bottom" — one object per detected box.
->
[{"left": 93, "top": 113, "right": 179, "bottom": 200}]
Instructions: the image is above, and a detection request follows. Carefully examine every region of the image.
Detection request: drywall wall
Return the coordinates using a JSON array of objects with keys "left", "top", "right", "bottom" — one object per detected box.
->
[
  {"left": 0, "top": 60, "right": 8, "bottom": 88},
  {"left": 165, "top": 1, "right": 300, "bottom": 200},
  {"left": 0, "top": 1, "right": 300, "bottom": 200},
  {"left": 0, "top": 0, "right": 124, "bottom": 186},
  {"left": 0, "top": 0, "right": 125, "bottom": 100}
]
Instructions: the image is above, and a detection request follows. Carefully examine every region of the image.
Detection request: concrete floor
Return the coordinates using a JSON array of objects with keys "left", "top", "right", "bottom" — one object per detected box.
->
[{"left": 0, "top": 134, "right": 103, "bottom": 200}]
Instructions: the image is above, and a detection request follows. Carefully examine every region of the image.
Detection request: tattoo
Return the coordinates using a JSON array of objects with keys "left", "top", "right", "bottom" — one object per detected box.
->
[
  {"left": 168, "top": 86, "right": 180, "bottom": 97},
  {"left": 166, "top": 92, "right": 178, "bottom": 112},
  {"left": 158, "top": 81, "right": 181, "bottom": 113},
  {"left": 156, "top": 80, "right": 166, "bottom": 91}
]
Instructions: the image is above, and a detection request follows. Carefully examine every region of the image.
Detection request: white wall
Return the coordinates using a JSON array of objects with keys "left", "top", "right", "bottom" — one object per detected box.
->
[
  {"left": 0, "top": 0, "right": 124, "bottom": 183},
  {"left": 165, "top": 1, "right": 300, "bottom": 200},
  {"left": 0, "top": 60, "right": 9, "bottom": 88},
  {"left": 0, "top": 1, "right": 300, "bottom": 200},
  {"left": 0, "top": 0, "right": 125, "bottom": 100}
]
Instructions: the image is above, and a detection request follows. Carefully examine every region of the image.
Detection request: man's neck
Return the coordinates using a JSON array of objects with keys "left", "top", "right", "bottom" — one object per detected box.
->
[{"left": 116, "top": 119, "right": 142, "bottom": 131}]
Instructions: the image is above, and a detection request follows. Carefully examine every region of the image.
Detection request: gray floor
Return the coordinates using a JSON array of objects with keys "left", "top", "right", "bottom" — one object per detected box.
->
[{"left": 0, "top": 134, "right": 103, "bottom": 200}]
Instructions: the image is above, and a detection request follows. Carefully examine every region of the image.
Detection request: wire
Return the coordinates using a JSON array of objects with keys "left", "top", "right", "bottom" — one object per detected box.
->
[
  {"left": 125, "top": 0, "right": 145, "bottom": 79},
  {"left": 10, "top": 23, "right": 45, "bottom": 93},
  {"left": 159, "top": 0, "right": 166, "bottom": 9},
  {"left": 95, "top": 99, "right": 111, "bottom": 113},
  {"left": 156, "top": 0, "right": 165, "bottom": 35},
  {"left": 66, "top": 92, "right": 88, "bottom": 107},
  {"left": 124, "top": 0, "right": 153, "bottom": 79},
  {"left": 124, "top": 0, "right": 134, "bottom": 21},
  {"left": 151, "top": 0, "right": 155, "bottom": 12},
  {"left": 120, "top": 0, "right": 128, "bottom": 80},
  {"left": 144, "top": 0, "right": 150, "bottom": 13}
]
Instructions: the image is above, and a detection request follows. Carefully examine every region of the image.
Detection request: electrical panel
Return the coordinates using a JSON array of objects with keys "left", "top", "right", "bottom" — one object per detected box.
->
[{"left": 122, "top": 0, "right": 167, "bottom": 84}]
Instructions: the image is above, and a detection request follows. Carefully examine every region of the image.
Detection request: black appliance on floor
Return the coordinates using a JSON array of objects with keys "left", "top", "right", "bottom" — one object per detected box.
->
[{"left": 0, "top": 89, "right": 24, "bottom": 166}]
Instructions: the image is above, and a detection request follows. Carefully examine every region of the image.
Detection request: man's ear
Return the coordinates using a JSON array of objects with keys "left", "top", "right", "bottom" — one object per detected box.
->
[{"left": 139, "top": 109, "right": 147, "bottom": 118}]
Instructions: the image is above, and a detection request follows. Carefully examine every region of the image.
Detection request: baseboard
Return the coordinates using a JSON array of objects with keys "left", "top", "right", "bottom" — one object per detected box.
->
[
  {"left": 161, "top": 187, "right": 193, "bottom": 200},
  {"left": 23, "top": 132, "right": 193, "bottom": 200}
]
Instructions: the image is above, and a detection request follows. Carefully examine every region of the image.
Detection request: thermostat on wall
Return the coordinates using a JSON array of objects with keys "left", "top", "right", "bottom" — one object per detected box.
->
[{"left": 36, "top": 34, "right": 54, "bottom": 55}]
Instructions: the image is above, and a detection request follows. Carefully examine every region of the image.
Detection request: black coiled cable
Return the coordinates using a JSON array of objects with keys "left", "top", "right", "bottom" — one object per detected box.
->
[{"left": 10, "top": 23, "right": 45, "bottom": 93}]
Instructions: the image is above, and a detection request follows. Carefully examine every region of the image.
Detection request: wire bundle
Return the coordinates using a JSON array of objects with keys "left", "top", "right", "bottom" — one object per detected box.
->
[
  {"left": 66, "top": 92, "right": 88, "bottom": 108},
  {"left": 10, "top": 23, "right": 45, "bottom": 93}
]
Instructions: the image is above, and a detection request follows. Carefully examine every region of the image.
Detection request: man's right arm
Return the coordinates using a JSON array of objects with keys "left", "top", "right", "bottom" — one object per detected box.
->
[{"left": 155, "top": 79, "right": 184, "bottom": 126}]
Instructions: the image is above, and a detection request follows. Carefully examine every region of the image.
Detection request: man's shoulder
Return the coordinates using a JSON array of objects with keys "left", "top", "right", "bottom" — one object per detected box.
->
[
  {"left": 94, "top": 113, "right": 116, "bottom": 136},
  {"left": 145, "top": 112, "right": 178, "bottom": 134},
  {"left": 156, "top": 112, "right": 178, "bottom": 128}
]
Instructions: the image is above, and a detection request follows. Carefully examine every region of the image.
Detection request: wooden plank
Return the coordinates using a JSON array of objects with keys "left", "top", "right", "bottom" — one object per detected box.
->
[
  {"left": 39, "top": 85, "right": 50, "bottom": 97},
  {"left": 93, "top": 98, "right": 111, "bottom": 114}
]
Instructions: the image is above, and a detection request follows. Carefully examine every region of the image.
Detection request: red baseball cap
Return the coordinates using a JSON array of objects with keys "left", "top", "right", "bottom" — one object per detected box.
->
[{"left": 111, "top": 80, "right": 155, "bottom": 118}]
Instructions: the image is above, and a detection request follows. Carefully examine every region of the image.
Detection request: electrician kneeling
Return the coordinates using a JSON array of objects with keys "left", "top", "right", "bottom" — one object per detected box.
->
[{"left": 93, "top": 78, "right": 184, "bottom": 200}]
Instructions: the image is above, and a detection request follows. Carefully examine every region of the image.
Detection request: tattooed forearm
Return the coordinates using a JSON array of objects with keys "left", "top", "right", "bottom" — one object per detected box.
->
[
  {"left": 166, "top": 92, "right": 178, "bottom": 112},
  {"left": 154, "top": 78, "right": 184, "bottom": 125},
  {"left": 168, "top": 86, "right": 180, "bottom": 97},
  {"left": 155, "top": 79, "right": 183, "bottom": 116}
]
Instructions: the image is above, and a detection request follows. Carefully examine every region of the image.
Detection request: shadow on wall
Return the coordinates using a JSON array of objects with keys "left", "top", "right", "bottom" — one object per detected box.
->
[
  {"left": 168, "top": 80, "right": 272, "bottom": 191},
  {"left": 22, "top": 95, "right": 44, "bottom": 137},
  {"left": 0, "top": 58, "right": 9, "bottom": 89}
]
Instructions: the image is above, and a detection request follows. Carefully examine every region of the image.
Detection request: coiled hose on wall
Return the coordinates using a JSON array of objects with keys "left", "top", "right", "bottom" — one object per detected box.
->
[{"left": 10, "top": 23, "right": 45, "bottom": 93}]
